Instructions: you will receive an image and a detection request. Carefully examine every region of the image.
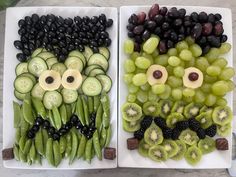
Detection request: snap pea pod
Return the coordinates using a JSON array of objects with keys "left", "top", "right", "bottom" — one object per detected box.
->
[
  {"left": 35, "top": 128, "right": 44, "bottom": 156},
  {"left": 95, "top": 104, "right": 103, "bottom": 134},
  {"left": 85, "top": 139, "right": 93, "bottom": 163},
  {"left": 59, "top": 136, "right": 66, "bottom": 154},
  {"left": 20, "top": 106, "right": 29, "bottom": 134},
  {"left": 47, "top": 110, "right": 55, "bottom": 127},
  {"left": 72, "top": 102, "right": 76, "bottom": 113},
  {"left": 93, "top": 95, "right": 100, "bottom": 112},
  {"left": 32, "top": 97, "right": 46, "bottom": 118},
  {"left": 42, "top": 129, "right": 48, "bottom": 152},
  {"left": 65, "top": 132, "right": 72, "bottom": 158},
  {"left": 27, "top": 154, "right": 32, "bottom": 165},
  {"left": 46, "top": 138, "right": 54, "bottom": 166},
  {"left": 88, "top": 96, "right": 94, "bottom": 114},
  {"left": 23, "top": 139, "right": 32, "bottom": 154},
  {"left": 100, "top": 126, "right": 107, "bottom": 148},
  {"left": 22, "top": 94, "right": 34, "bottom": 125},
  {"left": 53, "top": 140, "right": 62, "bottom": 167},
  {"left": 52, "top": 106, "right": 62, "bottom": 130},
  {"left": 93, "top": 130, "right": 102, "bottom": 160},
  {"left": 81, "top": 96, "right": 89, "bottom": 125},
  {"left": 60, "top": 104, "right": 67, "bottom": 125},
  {"left": 77, "top": 135, "right": 87, "bottom": 159},
  {"left": 15, "top": 128, "right": 21, "bottom": 145},
  {"left": 13, "top": 144, "right": 20, "bottom": 161},
  {"left": 76, "top": 97, "right": 85, "bottom": 125},
  {"left": 19, "top": 134, "right": 27, "bottom": 152},
  {"left": 35, "top": 153, "right": 42, "bottom": 165},
  {"left": 65, "top": 104, "right": 72, "bottom": 121},
  {"left": 13, "top": 101, "right": 21, "bottom": 128},
  {"left": 91, "top": 144, "right": 95, "bottom": 159},
  {"left": 19, "top": 149, "right": 27, "bottom": 163},
  {"left": 69, "top": 130, "right": 79, "bottom": 164},
  {"left": 100, "top": 92, "right": 110, "bottom": 129},
  {"left": 105, "top": 124, "right": 112, "bottom": 147},
  {"left": 29, "top": 141, "right": 36, "bottom": 163}
]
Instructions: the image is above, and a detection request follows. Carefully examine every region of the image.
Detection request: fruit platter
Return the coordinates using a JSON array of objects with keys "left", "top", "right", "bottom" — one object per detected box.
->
[
  {"left": 119, "top": 5, "right": 234, "bottom": 168},
  {"left": 3, "top": 7, "right": 118, "bottom": 169}
]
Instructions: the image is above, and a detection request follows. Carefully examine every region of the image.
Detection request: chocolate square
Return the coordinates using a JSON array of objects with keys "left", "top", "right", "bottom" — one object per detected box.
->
[
  {"left": 2, "top": 148, "right": 14, "bottom": 160},
  {"left": 127, "top": 138, "right": 139, "bottom": 150},
  {"left": 104, "top": 147, "right": 116, "bottom": 160},
  {"left": 216, "top": 138, "right": 228, "bottom": 150}
]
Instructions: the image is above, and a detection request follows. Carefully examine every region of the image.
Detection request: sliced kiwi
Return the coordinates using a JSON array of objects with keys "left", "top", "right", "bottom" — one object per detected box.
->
[
  {"left": 138, "top": 139, "right": 151, "bottom": 157},
  {"left": 171, "top": 140, "right": 187, "bottom": 160},
  {"left": 184, "top": 146, "right": 202, "bottom": 165},
  {"left": 148, "top": 145, "right": 168, "bottom": 162},
  {"left": 162, "top": 140, "right": 179, "bottom": 158},
  {"left": 144, "top": 123, "right": 163, "bottom": 146},
  {"left": 158, "top": 99, "right": 173, "bottom": 118},
  {"left": 195, "top": 112, "right": 213, "bottom": 129},
  {"left": 143, "top": 101, "right": 159, "bottom": 117},
  {"left": 122, "top": 102, "right": 142, "bottom": 121},
  {"left": 179, "top": 129, "right": 199, "bottom": 146},
  {"left": 171, "top": 101, "right": 186, "bottom": 114},
  {"left": 123, "top": 119, "right": 141, "bottom": 133},
  {"left": 184, "top": 103, "right": 202, "bottom": 119},
  {"left": 212, "top": 106, "right": 233, "bottom": 126},
  {"left": 217, "top": 123, "right": 231, "bottom": 137},
  {"left": 166, "top": 113, "right": 184, "bottom": 128},
  {"left": 200, "top": 106, "right": 213, "bottom": 115},
  {"left": 198, "top": 137, "right": 216, "bottom": 154}
]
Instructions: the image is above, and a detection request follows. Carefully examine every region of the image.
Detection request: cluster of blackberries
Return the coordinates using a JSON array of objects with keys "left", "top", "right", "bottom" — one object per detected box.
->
[
  {"left": 14, "top": 13, "right": 113, "bottom": 62},
  {"left": 134, "top": 116, "right": 153, "bottom": 140}
]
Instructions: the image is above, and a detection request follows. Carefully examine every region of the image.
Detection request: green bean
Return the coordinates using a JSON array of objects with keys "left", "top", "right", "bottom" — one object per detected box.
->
[
  {"left": 46, "top": 138, "right": 54, "bottom": 166},
  {"left": 19, "top": 149, "right": 27, "bottom": 162},
  {"left": 35, "top": 128, "right": 44, "bottom": 156},
  {"left": 52, "top": 106, "right": 62, "bottom": 130},
  {"left": 42, "top": 129, "right": 48, "bottom": 153},
  {"left": 65, "top": 132, "right": 72, "bottom": 158},
  {"left": 100, "top": 126, "right": 107, "bottom": 148},
  {"left": 95, "top": 104, "right": 103, "bottom": 133},
  {"left": 85, "top": 139, "right": 93, "bottom": 163},
  {"left": 13, "top": 101, "right": 21, "bottom": 128},
  {"left": 15, "top": 128, "right": 21, "bottom": 145},
  {"left": 93, "top": 130, "right": 102, "bottom": 160},
  {"left": 22, "top": 94, "right": 34, "bottom": 125},
  {"left": 100, "top": 92, "right": 110, "bottom": 128},
  {"left": 59, "top": 136, "right": 66, "bottom": 154},
  {"left": 81, "top": 96, "right": 89, "bottom": 125},
  {"left": 105, "top": 124, "right": 112, "bottom": 147},
  {"left": 93, "top": 95, "right": 100, "bottom": 112},
  {"left": 76, "top": 96, "right": 85, "bottom": 125},
  {"left": 65, "top": 104, "right": 72, "bottom": 122},
  {"left": 32, "top": 97, "right": 46, "bottom": 118},
  {"left": 19, "top": 135, "right": 27, "bottom": 152},
  {"left": 77, "top": 135, "right": 87, "bottom": 159},
  {"left": 29, "top": 141, "right": 36, "bottom": 163},
  {"left": 53, "top": 140, "right": 62, "bottom": 167},
  {"left": 23, "top": 139, "right": 32, "bottom": 154},
  {"left": 13, "top": 144, "right": 20, "bottom": 161},
  {"left": 69, "top": 130, "right": 79, "bottom": 164},
  {"left": 59, "top": 104, "right": 67, "bottom": 125},
  {"left": 47, "top": 110, "right": 55, "bottom": 127},
  {"left": 88, "top": 97, "right": 94, "bottom": 114}
]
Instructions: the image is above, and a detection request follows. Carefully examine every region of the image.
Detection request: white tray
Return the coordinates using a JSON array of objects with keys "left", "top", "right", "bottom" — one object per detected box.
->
[
  {"left": 3, "top": 6, "right": 118, "bottom": 169},
  {"left": 118, "top": 5, "right": 233, "bottom": 169}
]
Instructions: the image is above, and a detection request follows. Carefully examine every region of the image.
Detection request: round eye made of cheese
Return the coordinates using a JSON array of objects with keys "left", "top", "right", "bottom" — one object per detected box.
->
[
  {"left": 39, "top": 70, "right": 61, "bottom": 91},
  {"left": 183, "top": 67, "right": 203, "bottom": 89},
  {"left": 146, "top": 64, "right": 168, "bottom": 85},
  {"left": 61, "top": 69, "right": 82, "bottom": 90}
]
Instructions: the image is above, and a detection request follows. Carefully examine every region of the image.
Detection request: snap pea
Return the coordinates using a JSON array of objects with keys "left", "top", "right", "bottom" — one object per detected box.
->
[
  {"left": 65, "top": 132, "right": 72, "bottom": 158},
  {"left": 69, "top": 130, "right": 79, "bottom": 164},
  {"left": 22, "top": 94, "right": 34, "bottom": 125},
  {"left": 93, "top": 95, "right": 100, "bottom": 112},
  {"left": 93, "top": 130, "right": 102, "bottom": 160},
  {"left": 15, "top": 128, "right": 21, "bottom": 145},
  {"left": 76, "top": 97, "right": 85, "bottom": 125},
  {"left": 95, "top": 104, "right": 103, "bottom": 133},
  {"left": 105, "top": 124, "right": 112, "bottom": 147},
  {"left": 88, "top": 96, "right": 94, "bottom": 114},
  {"left": 91, "top": 144, "right": 95, "bottom": 159},
  {"left": 19, "top": 134, "right": 27, "bottom": 152},
  {"left": 53, "top": 140, "right": 62, "bottom": 167},
  {"left": 81, "top": 96, "right": 89, "bottom": 125},
  {"left": 100, "top": 92, "right": 110, "bottom": 128},
  {"left": 65, "top": 104, "right": 72, "bottom": 121},
  {"left": 72, "top": 102, "right": 76, "bottom": 113},
  {"left": 13, "top": 144, "right": 20, "bottom": 161},
  {"left": 23, "top": 139, "right": 32, "bottom": 154},
  {"left": 35, "top": 153, "right": 42, "bottom": 165},
  {"left": 13, "top": 101, "right": 21, "bottom": 128},
  {"left": 52, "top": 106, "right": 62, "bottom": 130},
  {"left": 42, "top": 128, "right": 48, "bottom": 152},
  {"left": 27, "top": 154, "right": 32, "bottom": 165},
  {"left": 20, "top": 107, "right": 29, "bottom": 134},
  {"left": 77, "top": 135, "right": 87, "bottom": 159},
  {"left": 35, "top": 128, "right": 44, "bottom": 156},
  {"left": 19, "top": 149, "right": 27, "bottom": 163},
  {"left": 46, "top": 138, "right": 54, "bottom": 166},
  {"left": 32, "top": 97, "right": 46, "bottom": 118},
  {"left": 85, "top": 139, "right": 93, "bottom": 163},
  {"left": 59, "top": 136, "right": 66, "bottom": 154},
  {"left": 100, "top": 126, "right": 107, "bottom": 148},
  {"left": 59, "top": 104, "right": 67, "bottom": 125},
  {"left": 47, "top": 110, "right": 55, "bottom": 127},
  {"left": 29, "top": 141, "right": 36, "bottom": 163}
]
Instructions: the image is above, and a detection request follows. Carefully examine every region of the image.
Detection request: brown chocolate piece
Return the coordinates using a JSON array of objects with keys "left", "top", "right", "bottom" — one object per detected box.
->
[
  {"left": 216, "top": 138, "right": 229, "bottom": 150},
  {"left": 127, "top": 137, "right": 139, "bottom": 150},
  {"left": 104, "top": 147, "right": 116, "bottom": 160},
  {"left": 2, "top": 148, "right": 14, "bottom": 160}
]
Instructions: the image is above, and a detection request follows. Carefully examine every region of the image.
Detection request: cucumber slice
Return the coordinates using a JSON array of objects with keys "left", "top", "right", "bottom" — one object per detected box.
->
[
  {"left": 46, "top": 57, "right": 58, "bottom": 69},
  {"left": 31, "top": 48, "right": 44, "bottom": 57},
  {"left": 84, "top": 65, "right": 102, "bottom": 76},
  {"left": 14, "top": 76, "right": 34, "bottom": 94},
  {"left": 88, "top": 54, "right": 109, "bottom": 71},
  {"left": 83, "top": 46, "right": 93, "bottom": 61},
  {"left": 51, "top": 63, "right": 67, "bottom": 76},
  {"left": 15, "top": 62, "right": 28, "bottom": 76},
  {"left": 28, "top": 57, "right": 48, "bottom": 77},
  {"left": 20, "top": 73, "right": 37, "bottom": 84},
  {"left": 65, "top": 56, "right": 84, "bottom": 72},
  {"left": 31, "top": 83, "right": 45, "bottom": 100},
  {"left": 82, "top": 77, "right": 102, "bottom": 96},
  {"left": 61, "top": 88, "right": 78, "bottom": 104},
  {"left": 43, "top": 91, "right": 62, "bottom": 110},
  {"left": 96, "top": 74, "right": 112, "bottom": 92},
  {"left": 99, "top": 47, "right": 110, "bottom": 60},
  {"left": 14, "top": 89, "right": 27, "bottom": 100},
  {"left": 69, "top": 50, "right": 86, "bottom": 66},
  {"left": 88, "top": 68, "right": 105, "bottom": 77},
  {"left": 37, "top": 52, "right": 55, "bottom": 60}
]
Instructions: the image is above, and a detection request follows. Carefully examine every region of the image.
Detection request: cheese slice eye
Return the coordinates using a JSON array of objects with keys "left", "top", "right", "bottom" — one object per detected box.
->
[
  {"left": 39, "top": 70, "right": 61, "bottom": 91},
  {"left": 183, "top": 67, "right": 203, "bottom": 89},
  {"left": 61, "top": 69, "right": 82, "bottom": 90},
  {"left": 146, "top": 64, "right": 168, "bottom": 85}
]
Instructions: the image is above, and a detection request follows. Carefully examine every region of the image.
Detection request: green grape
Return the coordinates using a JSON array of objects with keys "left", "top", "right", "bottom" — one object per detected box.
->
[
  {"left": 159, "top": 85, "right": 171, "bottom": 99},
  {"left": 185, "top": 36, "right": 195, "bottom": 45},
  {"left": 204, "top": 75, "right": 218, "bottom": 83},
  {"left": 127, "top": 94, "right": 136, "bottom": 102},
  {"left": 168, "top": 56, "right": 181, "bottom": 66},
  {"left": 194, "top": 89, "right": 205, "bottom": 103},
  {"left": 151, "top": 84, "right": 166, "bottom": 94},
  {"left": 173, "top": 66, "right": 185, "bottom": 78},
  {"left": 135, "top": 68, "right": 146, "bottom": 74},
  {"left": 154, "top": 54, "right": 169, "bottom": 66},
  {"left": 135, "top": 56, "right": 151, "bottom": 69},
  {"left": 216, "top": 97, "right": 227, "bottom": 106},
  {"left": 185, "top": 57, "right": 195, "bottom": 67},
  {"left": 212, "top": 81, "right": 229, "bottom": 96},
  {"left": 123, "top": 74, "right": 134, "bottom": 84},
  {"left": 128, "top": 84, "right": 139, "bottom": 93},
  {"left": 195, "top": 57, "right": 209, "bottom": 72},
  {"left": 166, "top": 65, "right": 174, "bottom": 76},
  {"left": 137, "top": 90, "right": 148, "bottom": 103},
  {"left": 167, "top": 76, "right": 183, "bottom": 88},
  {"left": 176, "top": 41, "right": 189, "bottom": 52},
  {"left": 124, "top": 59, "right": 136, "bottom": 73},
  {"left": 183, "top": 95, "right": 193, "bottom": 103},
  {"left": 219, "top": 43, "right": 231, "bottom": 54},
  {"left": 179, "top": 61, "right": 185, "bottom": 67},
  {"left": 132, "top": 73, "right": 147, "bottom": 86},
  {"left": 206, "top": 65, "right": 221, "bottom": 76},
  {"left": 142, "top": 53, "right": 154, "bottom": 65},
  {"left": 183, "top": 88, "right": 195, "bottom": 97},
  {"left": 219, "top": 67, "right": 235, "bottom": 80},
  {"left": 140, "top": 83, "right": 151, "bottom": 91},
  {"left": 212, "top": 58, "right": 228, "bottom": 69},
  {"left": 179, "top": 49, "right": 193, "bottom": 61},
  {"left": 205, "top": 48, "right": 220, "bottom": 63},
  {"left": 143, "top": 36, "right": 160, "bottom": 54},
  {"left": 201, "top": 83, "right": 211, "bottom": 93},
  {"left": 226, "top": 80, "right": 235, "bottom": 92},
  {"left": 124, "top": 39, "right": 134, "bottom": 54},
  {"left": 167, "top": 48, "right": 178, "bottom": 56},
  {"left": 131, "top": 52, "right": 141, "bottom": 61},
  {"left": 190, "top": 44, "right": 202, "bottom": 57},
  {"left": 204, "top": 94, "right": 217, "bottom": 107},
  {"left": 148, "top": 90, "right": 159, "bottom": 102},
  {"left": 152, "top": 49, "right": 159, "bottom": 58},
  {"left": 171, "top": 88, "right": 182, "bottom": 100}
]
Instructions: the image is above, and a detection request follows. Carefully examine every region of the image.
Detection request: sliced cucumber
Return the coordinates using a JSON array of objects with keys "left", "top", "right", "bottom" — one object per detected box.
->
[
  {"left": 15, "top": 62, "right": 28, "bottom": 76},
  {"left": 14, "top": 89, "right": 27, "bottom": 100},
  {"left": 88, "top": 54, "right": 109, "bottom": 71},
  {"left": 65, "top": 56, "right": 84, "bottom": 72},
  {"left": 20, "top": 73, "right": 37, "bottom": 84},
  {"left": 37, "top": 52, "right": 55, "bottom": 60},
  {"left": 99, "top": 47, "right": 110, "bottom": 60},
  {"left": 84, "top": 65, "right": 102, "bottom": 76},
  {"left": 43, "top": 91, "right": 62, "bottom": 110},
  {"left": 88, "top": 68, "right": 105, "bottom": 77},
  {"left": 46, "top": 57, "right": 58, "bottom": 69},
  {"left": 28, "top": 57, "right": 48, "bottom": 77},
  {"left": 82, "top": 77, "right": 102, "bottom": 96},
  {"left": 83, "top": 46, "right": 93, "bottom": 61},
  {"left": 69, "top": 50, "right": 86, "bottom": 66},
  {"left": 51, "top": 63, "right": 67, "bottom": 76},
  {"left": 61, "top": 88, "right": 78, "bottom": 104},
  {"left": 96, "top": 74, "right": 112, "bottom": 92},
  {"left": 31, "top": 83, "right": 45, "bottom": 100},
  {"left": 31, "top": 48, "right": 44, "bottom": 57},
  {"left": 14, "top": 76, "right": 34, "bottom": 94}
]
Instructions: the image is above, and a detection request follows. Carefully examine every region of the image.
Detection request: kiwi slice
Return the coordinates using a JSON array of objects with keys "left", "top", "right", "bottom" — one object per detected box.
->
[
  {"left": 184, "top": 103, "right": 202, "bottom": 119},
  {"left": 212, "top": 106, "right": 233, "bottom": 126},
  {"left": 122, "top": 102, "right": 142, "bottom": 121},
  {"left": 162, "top": 140, "right": 179, "bottom": 158},
  {"left": 171, "top": 140, "right": 187, "bottom": 160},
  {"left": 144, "top": 123, "right": 163, "bottom": 146},
  {"left": 179, "top": 129, "right": 199, "bottom": 146},
  {"left": 143, "top": 101, "right": 159, "bottom": 117},
  {"left": 184, "top": 146, "right": 202, "bottom": 165},
  {"left": 217, "top": 123, "right": 231, "bottom": 137},
  {"left": 148, "top": 145, "right": 168, "bottom": 162},
  {"left": 200, "top": 106, "right": 213, "bottom": 115},
  {"left": 171, "top": 101, "right": 186, "bottom": 114},
  {"left": 195, "top": 112, "right": 213, "bottom": 129},
  {"left": 158, "top": 99, "right": 173, "bottom": 118},
  {"left": 123, "top": 119, "right": 141, "bottom": 133},
  {"left": 198, "top": 137, "right": 216, "bottom": 154},
  {"left": 166, "top": 113, "right": 184, "bottom": 128},
  {"left": 138, "top": 139, "right": 151, "bottom": 157}
]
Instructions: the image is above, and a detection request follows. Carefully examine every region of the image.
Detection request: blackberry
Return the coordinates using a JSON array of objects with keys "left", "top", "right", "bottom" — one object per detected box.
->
[
  {"left": 205, "top": 125, "right": 217, "bottom": 137},
  {"left": 134, "top": 128, "right": 145, "bottom": 140},
  {"left": 188, "top": 118, "right": 200, "bottom": 131},
  {"left": 162, "top": 127, "right": 172, "bottom": 139},
  {"left": 175, "top": 120, "right": 189, "bottom": 131},
  {"left": 140, "top": 116, "right": 153, "bottom": 130},
  {"left": 197, "top": 128, "right": 206, "bottom": 139},
  {"left": 171, "top": 128, "right": 181, "bottom": 140},
  {"left": 154, "top": 117, "right": 166, "bottom": 128}
]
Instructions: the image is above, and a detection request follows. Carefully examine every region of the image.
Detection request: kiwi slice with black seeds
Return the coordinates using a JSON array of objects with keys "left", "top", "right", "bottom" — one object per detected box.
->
[
  {"left": 158, "top": 99, "right": 173, "bottom": 118},
  {"left": 179, "top": 129, "right": 199, "bottom": 146},
  {"left": 143, "top": 101, "right": 159, "bottom": 117},
  {"left": 148, "top": 145, "right": 168, "bottom": 162},
  {"left": 212, "top": 106, "right": 233, "bottom": 126},
  {"left": 144, "top": 123, "right": 163, "bottom": 146},
  {"left": 123, "top": 119, "right": 141, "bottom": 133},
  {"left": 138, "top": 139, "right": 151, "bottom": 157},
  {"left": 184, "top": 145, "right": 202, "bottom": 165},
  {"left": 184, "top": 103, "right": 202, "bottom": 119},
  {"left": 171, "top": 101, "right": 186, "bottom": 114},
  {"left": 195, "top": 112, "right": 213, "bottom": 129},
  {"left": 200, "top": 106, "right": 213, "bottom": 115},
  {"left": 166, "top": 113, "right": 184, "bottom": 128},
  {"left": 217, "top": 123, "right": 231, "bottom": 137},
  {"left": 198, "top": 137, "right": 216, "bottom": 154},
  {"left": 122, "top": 102, "right": 142, "bottom": 121},
  {"left": 162, "top": 140, "right": 179, "bottom": 158},
  {"left": 171, "top": 140, "right": 187, "bottom": 160}
]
